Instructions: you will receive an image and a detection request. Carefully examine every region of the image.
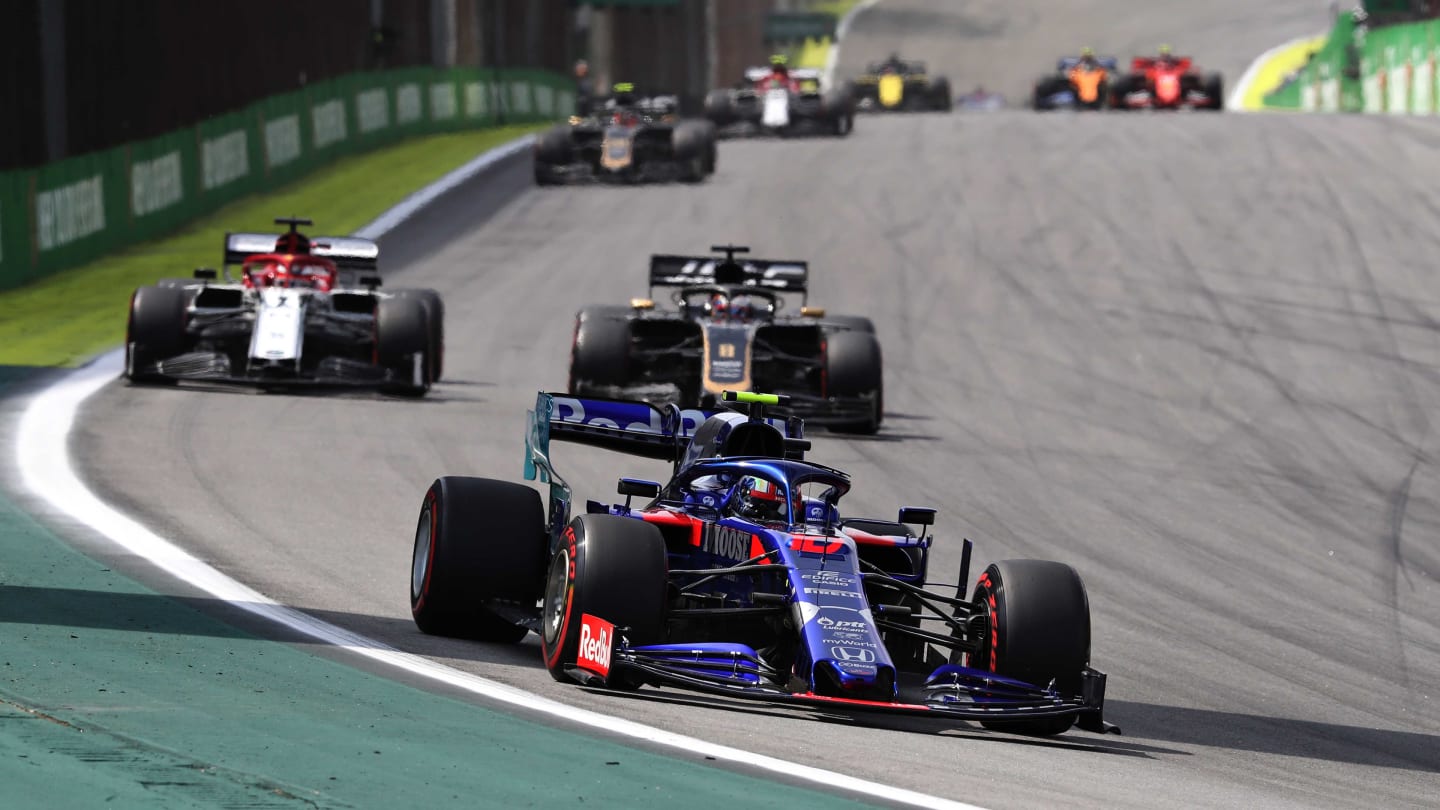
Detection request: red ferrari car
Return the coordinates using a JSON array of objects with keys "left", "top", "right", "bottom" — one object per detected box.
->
[{"left": 1111, "top": 55, "right": 1223, "bottom": 111}]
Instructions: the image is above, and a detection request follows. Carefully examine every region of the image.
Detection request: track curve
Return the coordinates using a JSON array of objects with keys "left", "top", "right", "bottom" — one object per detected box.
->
[{"left": 73, "top": 2, "right": 1439, "bottom": 807}]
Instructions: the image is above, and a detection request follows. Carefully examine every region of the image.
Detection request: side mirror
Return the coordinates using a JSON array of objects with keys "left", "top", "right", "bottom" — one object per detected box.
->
[
  {"left": 618, "top": 477, "right": 661, "bottom": 509},
  {"left": 193, "top": 267, "right": 217, "bottom": 280},
  {"left": 898, "top": 507, "right": 936, "bottom": 529}
]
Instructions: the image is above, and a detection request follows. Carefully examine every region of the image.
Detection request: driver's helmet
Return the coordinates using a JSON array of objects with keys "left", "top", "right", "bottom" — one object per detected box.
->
[
  {"left": 1157, "top": 44, "right": 1174, "bottom": 62},
  {"left": 769, "top": 53, "right": 790, "bottom": 76},
  {"left": 1079, "top": 47, "right": 1097, "bottom": 65},
  {"left": 248, "top": 261, "right": 290, "bottom": 288},
  {"left": 729, "top": 294, "right": 756, "bottom": 322},
  {"left": 734, "top": 477, "right": 792, "bottom": 523},
  {"left": 611, "top": 82, "right": 638, "bottom": 107},
  {"left": 708, "top": 292, "right": 729, "bottom": 318}
]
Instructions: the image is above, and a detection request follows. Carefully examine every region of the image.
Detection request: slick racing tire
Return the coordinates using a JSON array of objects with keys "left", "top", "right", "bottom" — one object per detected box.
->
[
  {"left": 125, "top": 285, "right": 189, "bottom": 385},
  {"left": 542, "top": 514, "right": 667, "bottom": 686},
  {"left": 411, "top": 477, "right": 548, "bottom": 643},
  {"left": 931, "top": 77, "right": 953, "bottom": 112},
  {"left": 969, "top": 560, "right": 1091, "bottom": 736},
  {"left": 703, "top": 89, "right": 733, "bottom": 125},
  {"left": 1204, "top": 73, "right": 1225, "bottom": 110},
  {"left": 673, "top": 120, "right": 715, "bottom": 183},
  {"left": 825, "top": 330, "right": 883, "bottom": 434},
  {"left": 533, "top": 125, "right": 572, "bottom": 186},
  {"left": 569, "top": 306, "right": 632, "bottom": 393},
  {"left": 376, "top": 295, "right": 431, "bottom": 396},
  {"left": 396, "top": 288, "right": 445, "bottom": 381},
  {"left": 824, "top": 314, "right": 876, "bottom": 334}
]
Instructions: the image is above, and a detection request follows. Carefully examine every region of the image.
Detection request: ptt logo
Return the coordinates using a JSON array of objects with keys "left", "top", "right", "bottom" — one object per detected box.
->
[{"left": 817, "top": 616, "right": 866, "bottom": 631}]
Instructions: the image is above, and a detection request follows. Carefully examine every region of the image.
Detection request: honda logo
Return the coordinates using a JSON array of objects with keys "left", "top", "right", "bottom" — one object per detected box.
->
[{"left": 830, "top": 646, "right": 876, "bottom": 663}]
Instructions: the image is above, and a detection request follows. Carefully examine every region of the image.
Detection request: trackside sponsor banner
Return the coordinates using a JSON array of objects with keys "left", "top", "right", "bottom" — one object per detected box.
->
[
  {"left": 357, "top": 88, "right": 389, "bottom": 133},
  {"left": 311, "top": 99, "right": 347, "bottom": 148},
  {"left": 130, "top": 151, "right": 183, "bottom": 217},
  {"left": 509, "top": 81, "right": 532, "bottom": 115},
  {"left": 264, "top": 115, "right": 302, "bottom": 169},
  {"left": 577, "top": 614, "right": 613, "bottom": 677},
  {"left": 396, "top": 83, "right": 422, "bottom": 125},
  {"left": 464, "top": 81, "right": 487, "bottom": 118},
  {"left": 430, "top": 82, "right": 457, "bottom": 120},
  {"left": 0, "top": 201, "right": 5, "bottom": 263},
  {"left": 535, "top": 85, "right": 555, "bottom": 117},
  {"left": 202, "top": 130, "right": 250, "bottom": 191},
  {"left": 36, "top": 176, "right": 104, "bottom": 251}
]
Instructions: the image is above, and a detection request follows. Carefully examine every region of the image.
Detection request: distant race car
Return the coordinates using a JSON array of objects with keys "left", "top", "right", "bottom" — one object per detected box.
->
[
  {"left": 409, "top": 390, "right": 1118, "bottom": 738},
  {"left": 1033, "top": 55, "right": 1118, "bottom": 111},
  {"left": 955, "top": 86, "right": 1006, "bottom": 112},
  {"left": 125, "top": 218, "right": 442, "bottom": 395},
  {"left": 567, "top": 245, "right": 883, "bottom": 434},
  {"left": 704, "top": 66, "right": 855, "bottom": 137},
  {"left": 853, "top": 55, "right": 952, "bottom": 112},
  {"left": 1111, "top": 55, "right": 1223, "bottom": 111},
  {"left": 534, "top": 87, "right": 717, "bottom": 184}
]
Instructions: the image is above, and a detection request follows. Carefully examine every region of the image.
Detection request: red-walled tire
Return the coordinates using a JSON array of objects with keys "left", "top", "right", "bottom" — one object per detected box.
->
[
  {"left": 969, "top": 559, "right": 1091, "bottom": 736},
  {"left": 410, "top": 477, "right": 547, "bottom": 643},
  {"left": 541, "top": 514, "right": 666, "bottom": 685}
]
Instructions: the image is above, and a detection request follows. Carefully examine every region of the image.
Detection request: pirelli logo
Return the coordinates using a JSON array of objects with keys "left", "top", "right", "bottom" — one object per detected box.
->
[{"left": 702, "top": 524, "right": 755, "bottom": 561}]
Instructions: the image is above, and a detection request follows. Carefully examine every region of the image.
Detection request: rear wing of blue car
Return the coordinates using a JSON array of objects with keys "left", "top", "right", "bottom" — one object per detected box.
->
[{"left": 649, "top": 254, "right": 808, "bottom": 296}]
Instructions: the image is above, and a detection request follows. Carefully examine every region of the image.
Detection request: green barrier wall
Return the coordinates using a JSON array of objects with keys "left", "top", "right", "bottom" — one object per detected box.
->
[
  {"left": 0, "top": 67, "right": 568, "bottom": 291},
  {"left": 1262, "top": 13, "right": 1440, "bottom": 113}
]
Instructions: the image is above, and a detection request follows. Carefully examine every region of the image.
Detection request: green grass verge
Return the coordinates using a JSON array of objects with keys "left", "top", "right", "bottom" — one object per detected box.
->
[{"left": 0, "top": 123, "right": 546, "bottom": 368}]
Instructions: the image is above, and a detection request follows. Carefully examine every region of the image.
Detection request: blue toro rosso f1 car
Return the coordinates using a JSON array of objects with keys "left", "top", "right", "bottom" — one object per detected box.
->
[{"left": 410, "top": 391, "right": 1117, "bottom": 736}]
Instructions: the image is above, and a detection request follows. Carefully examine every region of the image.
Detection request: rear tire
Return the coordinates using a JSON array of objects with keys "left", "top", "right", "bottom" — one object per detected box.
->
[
  {"left": 703, "top": 89, "right": 733, "bottom": 125},
  {"left": 396, "top": 289, "right": 445, "bottom": 381},
  {"left": 410, "top": 477, "right": 547, "bottom": 643},
  {"left": 931, "top": 77, "right": 953, "bottom": 111},
  {"left": 377, "top": 296, "right": 430, "bottom": 396},
  {"left": 1205, "top": 73, "right": 1225, "bottom": 110},
  {"left": 534, "top": 125, "right": 572, "bottom": 186},
  {"left": 569, "top": 307, "right": 632, "bottom": 393},
  {"left": 825, "top": 330, "right": 883, "bottom": 434},
  {"left": 125, "top": 285, "right": 188, "bottom": 384},
  {"left": 542, "top": 514, "right": 667, "bottom": 685},
  {"left": 824, "top": 314, "right": 875, "bottom": 334},
  {"left": 969, "top": 560, "right": 1091, "bottom": 736}
]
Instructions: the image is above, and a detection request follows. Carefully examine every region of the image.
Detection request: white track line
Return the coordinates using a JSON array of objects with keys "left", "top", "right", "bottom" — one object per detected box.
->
[
  {"left": 13, "top": 136, "right": 986, "bottom": 810},
  {"left": 354, "top": 134, "right": 536, "bottom": 239},
  {"left": 1228, "top": 33, "right": 1324, "bottom": 112}
]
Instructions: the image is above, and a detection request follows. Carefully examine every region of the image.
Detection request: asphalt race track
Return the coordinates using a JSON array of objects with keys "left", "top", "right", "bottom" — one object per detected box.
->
[{"left": 68, "top": 1, "right": 1439, "bottom": 807}]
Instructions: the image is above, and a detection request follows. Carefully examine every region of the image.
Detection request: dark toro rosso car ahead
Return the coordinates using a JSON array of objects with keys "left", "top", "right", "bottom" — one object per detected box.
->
[
  {"left": 125, "top": 218, "right": 443, "bottom": 395},
  {"left": 569, "top": 245, "right": 883, "bottom": 434},
  {"left": 409, "top": 391, "right": 1117, "bottom": 737}
]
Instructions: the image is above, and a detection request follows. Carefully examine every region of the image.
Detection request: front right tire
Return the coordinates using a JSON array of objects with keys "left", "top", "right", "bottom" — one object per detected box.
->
[
  {"left": 969, "top": 559, "right": 1092, "bottom": 736},
  {"left": 541, "top": 514, "right": 668, "bottom": 685},
  {"left": 125, "top": 285, "right": 189, "bottom": 384}
]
